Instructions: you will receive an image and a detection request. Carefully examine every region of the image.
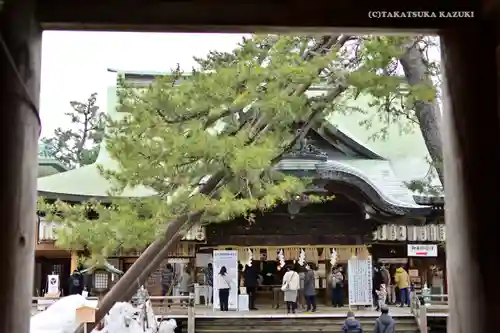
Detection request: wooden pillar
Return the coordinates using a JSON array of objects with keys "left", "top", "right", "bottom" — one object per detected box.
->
[
  {"left": 70, "top": 252, "right": 79, "bottom": 272},
  {"left": 441, "top": 22, "right": 500, "bottom": 333},
  {"left": 324, "top": 259, "right": 331, "bottom": 305},
  {"left": 0, "top": 0, "right": 41, "bottom": 332}
]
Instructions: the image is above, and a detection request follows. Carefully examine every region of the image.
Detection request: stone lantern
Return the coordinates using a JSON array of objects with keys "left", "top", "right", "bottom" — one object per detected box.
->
[{"left": 81, "top": 261, "right": 123, "bottom": 297}]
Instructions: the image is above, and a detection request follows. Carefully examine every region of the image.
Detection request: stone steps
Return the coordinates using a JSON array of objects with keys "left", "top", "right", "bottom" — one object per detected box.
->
[{"left": 169, "top": 316, "right": 420, "bottom": 333}]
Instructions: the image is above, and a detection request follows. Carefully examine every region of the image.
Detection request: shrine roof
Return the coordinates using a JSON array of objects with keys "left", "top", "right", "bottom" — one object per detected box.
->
[
  {"left": 37, "top": 68, "right": 442, "bottom": 207},
  {"left": 37, "top": 143, "right": 68, "bottom": 177},
  {"left": 37, "top": 83, "right": 155, "bottom": 201}
]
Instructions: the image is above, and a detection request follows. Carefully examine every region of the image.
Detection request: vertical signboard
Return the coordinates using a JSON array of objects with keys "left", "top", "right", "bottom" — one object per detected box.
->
[
  {"left": 46, "top": 274, "right": 60, "bottom": 295},
  {"left": 348, "top": 256, "right": 373, "bottom": 307},
  {"left": 213, "top": 250, "right": 238, "bottom": 311}
]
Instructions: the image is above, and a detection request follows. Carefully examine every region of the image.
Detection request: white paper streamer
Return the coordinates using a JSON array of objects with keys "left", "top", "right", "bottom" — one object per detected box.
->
[
  {"left": 277, "top": 249, "right": 285, "bottom": 268},
  {"left": 247, "top": 248, "right": 253, "bottom": 267},
  {"left": 298, "top": 248, "right": 306, "bottom": 266},
  {"left": 330, "top": 248, "right": 337, "bottom": 267}
]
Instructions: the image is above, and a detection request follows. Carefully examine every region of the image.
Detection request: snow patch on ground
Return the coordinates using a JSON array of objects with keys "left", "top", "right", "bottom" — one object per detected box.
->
[{"left": 31, "top": 295, "right": 176, "bottom": 333}]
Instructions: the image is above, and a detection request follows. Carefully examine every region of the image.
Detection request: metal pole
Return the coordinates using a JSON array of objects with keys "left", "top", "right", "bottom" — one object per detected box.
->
[{"left": 187, "top": 292, "right": 195, "bottom": 333}]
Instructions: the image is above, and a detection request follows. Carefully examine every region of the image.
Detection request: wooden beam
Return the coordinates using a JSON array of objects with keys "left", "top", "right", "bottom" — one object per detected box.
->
[
  {"left": 70, "top": 252, "right": 79, "bottom": 272},
  {"left": 441, "top": 22, "right": 500, "bottom": 333},
  {"left": 37, "top": 0, "right": 477, "bottom": 32},
  {"left": 0, "top": 0, "right": 42, "bottom": 332}
]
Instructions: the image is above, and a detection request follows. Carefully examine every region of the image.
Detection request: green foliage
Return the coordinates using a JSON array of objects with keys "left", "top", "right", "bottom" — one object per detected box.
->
[
  {"left": 343, "top": 36, "right": 439, "bottom": 142},
  {"left": 404, "top": 156, "right": 443, "bottom": 196},
  {"left": 38, "top": 35, "right": 352, "bottom": 259},
  {"left": 37, "top": 34, "right": 442, "bottom": 260},
  {"left": 40, "top": 93, "right": 105, "bottom": 169}
]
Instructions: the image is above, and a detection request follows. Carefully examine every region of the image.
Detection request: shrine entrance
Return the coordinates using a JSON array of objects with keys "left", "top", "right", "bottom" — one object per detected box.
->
[{"left": 193, "top": 245, "right": 371, "bottom": 307}]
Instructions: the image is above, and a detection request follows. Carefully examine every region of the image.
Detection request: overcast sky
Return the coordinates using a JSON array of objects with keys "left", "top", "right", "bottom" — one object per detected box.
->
[
  {"left": 40, "top": 31, "right": 245, "bottom": 137},
  {"left": 40, "top": 32, "right": 440, "bottom": 138}
]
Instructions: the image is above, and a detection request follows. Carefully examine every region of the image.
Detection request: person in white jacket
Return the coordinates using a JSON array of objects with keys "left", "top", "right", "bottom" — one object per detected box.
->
[{"left": 281, "top": 265, "right": 300, "bottom": 314}]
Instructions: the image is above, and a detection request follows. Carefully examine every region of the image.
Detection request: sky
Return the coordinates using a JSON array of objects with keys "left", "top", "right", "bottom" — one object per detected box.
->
[
  {"left": 40, "top": 32, "right": 441, "bottom": 138},
  {"left": 40, "top": 32, "right": 246, "bottom": 138}
]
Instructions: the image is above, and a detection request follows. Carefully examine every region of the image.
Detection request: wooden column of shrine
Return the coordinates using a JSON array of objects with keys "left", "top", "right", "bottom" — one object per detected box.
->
[
  {"left": 0, "top": 0, "right": 42, "bottom": 332},
  {"left": 441, "top": 22, "right": 500, "bottom": 333}
]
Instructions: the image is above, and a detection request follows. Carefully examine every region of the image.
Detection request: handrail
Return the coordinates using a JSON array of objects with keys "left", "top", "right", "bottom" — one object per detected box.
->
[
  {"left": 32, "top": 293, "right": 196, "bottom": 333},
  {"left": 411, "top": 291, "right": 449, "bottom": 333},
  {"left": 410, "top": 290, "right": 427, "bottom": 333},
  {"left": 32, "top": 296, "right": 99, "bottom": 301},
  {"left": 32, "top": 295, "right": 192, "bottom": 301}
]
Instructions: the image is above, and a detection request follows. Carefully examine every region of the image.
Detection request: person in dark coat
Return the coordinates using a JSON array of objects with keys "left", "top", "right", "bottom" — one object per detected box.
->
[
  {"left": 373, "top": 305, "right": 396, "bottom": 333},
  {"left": 68, "top": 270, "right": 83, "bottom": 295},
  {"left": 303, "top": 263, "right": 317, "bottom": 312},
  {"left": 372, "top": 265, "right": 383, "bottom": 310},
  {"left": 161, "top": 263, "right": 176, "bottom": 307},
  {"left": 243, "top": 264, "right": 259, "bottom": 310},
  {"left": 341, "top": 310, "right": 363, "bottom": 333}
]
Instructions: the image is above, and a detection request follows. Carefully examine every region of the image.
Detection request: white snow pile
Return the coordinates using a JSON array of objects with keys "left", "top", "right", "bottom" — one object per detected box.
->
[{"left": 31, "top": 295, "right": 177, "bottom": 333}]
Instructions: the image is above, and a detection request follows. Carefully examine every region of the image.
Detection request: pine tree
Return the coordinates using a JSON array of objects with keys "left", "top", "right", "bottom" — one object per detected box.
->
[
  {"left": 38, "top": 34, "right": 440, "bottom": 323},
  {"left": 40, "top": 93, "right": 105, "bottom": 168}
]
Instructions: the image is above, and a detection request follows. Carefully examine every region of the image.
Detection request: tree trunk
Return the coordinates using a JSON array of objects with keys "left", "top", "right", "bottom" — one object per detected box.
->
[
  {"left": 399, "top": 41, "right": 445, "bottom": 187},
  {"left": 75, "top": 211, "right": 211, "bottom": 332},
  {"left": 74, "top": 35, "right": 351, "bottom": 333}
]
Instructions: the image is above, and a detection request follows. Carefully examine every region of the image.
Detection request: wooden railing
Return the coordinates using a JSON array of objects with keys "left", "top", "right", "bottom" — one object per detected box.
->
[
  {"left": 32, "top": 293, "right": 196, "bottom": 333},
  {"left": 410, "top": 290, "right": 449, "bottom": 333}
]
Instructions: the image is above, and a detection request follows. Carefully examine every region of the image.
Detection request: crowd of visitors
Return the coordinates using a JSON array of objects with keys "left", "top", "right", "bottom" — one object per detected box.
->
[{"left": 153, "top": 259, "right": 411, "bottom": 319}]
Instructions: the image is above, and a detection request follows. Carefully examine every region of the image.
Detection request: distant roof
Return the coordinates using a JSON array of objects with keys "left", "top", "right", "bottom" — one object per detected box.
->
[
  {"left": 107, "top": 68, "right": 189, "bottom": 77},
  {"left": 38, "top": 68, "right": 442, "bottom": 204},
  {"left": 81, "top": 260, "right": 123, "bottom": 275},
  {"left": 37, "top": 143, "right": 68, "bottom": 177}
]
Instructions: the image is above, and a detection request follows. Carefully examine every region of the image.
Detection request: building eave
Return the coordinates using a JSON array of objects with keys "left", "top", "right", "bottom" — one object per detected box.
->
[
  {"left": 315, "top": 161, "right": 432, "bottom": 217},
  {"left": 413, "top": 194, "right": 445, "bottom": 205},
  {"left": 315, "top": 121, "right": 384, "bottom": 160}
]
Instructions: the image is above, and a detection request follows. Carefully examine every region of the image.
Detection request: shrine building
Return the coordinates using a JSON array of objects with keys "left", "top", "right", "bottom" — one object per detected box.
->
[{"left": 35, "top": 69, "right": 445, "bottom": 302}]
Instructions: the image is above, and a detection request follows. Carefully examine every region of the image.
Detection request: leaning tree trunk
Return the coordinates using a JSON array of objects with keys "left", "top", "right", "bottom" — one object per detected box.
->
[
  {"left": 74, "top": 35, "right": 351, "bottom": 333},
  {"left": 399, "top": 39, "right": 445, "bottom": 187}
]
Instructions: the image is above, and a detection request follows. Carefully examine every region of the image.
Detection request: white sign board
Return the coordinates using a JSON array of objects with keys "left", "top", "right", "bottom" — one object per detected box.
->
[
  {"left": 378, "top": 258, "right": 408, "bottom": 264},
  {"left": 47, "top": 274, "right": 60, "bottom": 294},
  {"left": 196, "top": 253, "right": 213, "bottom": 267},
  {"left": 348, "top": 256, "right": 373, "bottom": 307},
  {"left": 213, "top": 250, "right": 238, "bottom": 311},
  {"left": 407, "top": 244, "right": 438, "bottom": 257},
  {"left": 167, "top": 258, "right": 190, "bottom": 264}
]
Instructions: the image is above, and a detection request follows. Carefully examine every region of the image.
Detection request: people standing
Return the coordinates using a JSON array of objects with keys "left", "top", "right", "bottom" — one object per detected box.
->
[
  {"left": 244, "top": 264, "right": 259, "bottom": 310},
  {"left": 216, "top": 266, "right": 231, "bottom": 311},
  {"left": 203, "top": 263, "right": 213, "bottom": 306},
  {"left": 341, "top": 310, "right": 364, "bottom": 333},
  {"left": 178, "top": 267, "right": 193, "bottom": 308},
  {"left": 303, "top": 263, "right": 317, "bottom": 312},
  {"left": 394, "top": 265, "right": 410, "bottom": 307},
  {"left": 376, "top": 284, "right": 388, "bottom": 310},
  {"left": 380, "top": 264, "right": 395, "bottom": 305},
  {"left": 281, "top": 265, "right": 300, "bottom": 314},
  {"left": 372, "top": 265, "right": 383, "bottom": 310},
  {"left": 330, "top": 267, "right": 344, "bottom": 307},
  {"left": 298, "top": 267, "right": 306, "bottom": 310},
  {"left": 68, "top": 270, "right": 83, "bottom": 295},
  {"left": 161, "top": 264, "right": 175, "bottom": 307},
  {"left": 373, "top": 305, "right": 396, "bottom": 333}
]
